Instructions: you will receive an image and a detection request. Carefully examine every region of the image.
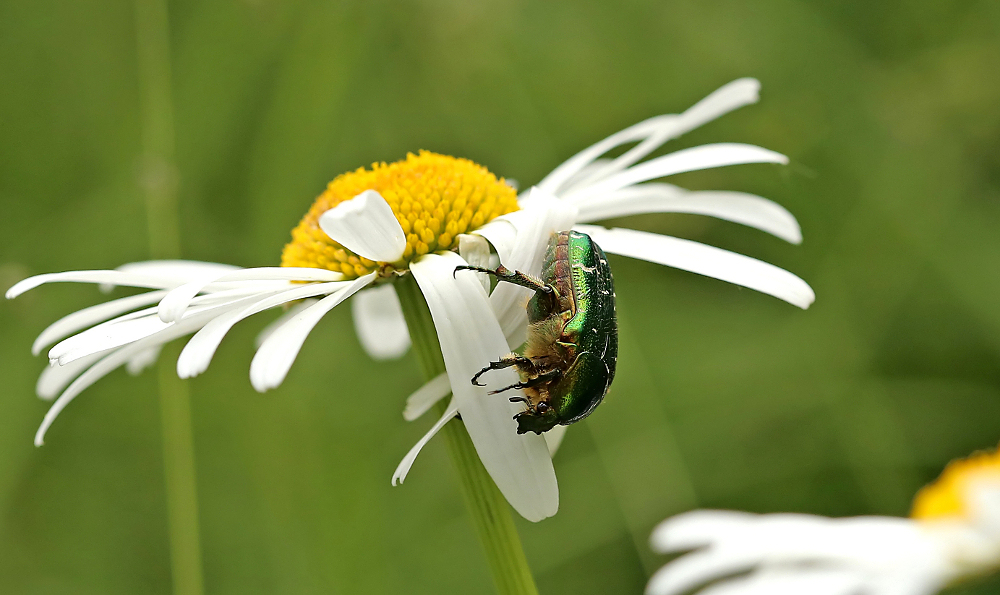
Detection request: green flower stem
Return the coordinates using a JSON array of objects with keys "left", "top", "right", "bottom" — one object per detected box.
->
[
  {"left": 397, "top": 276, "right": 540, "bottom": 595},
  {"left": 135, "top": 1, "right": 204, "bottom": 593}
]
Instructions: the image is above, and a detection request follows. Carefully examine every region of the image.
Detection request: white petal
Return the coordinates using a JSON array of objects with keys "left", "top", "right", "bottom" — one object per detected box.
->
[
  {"left": 178, "top": 281, "right": 346, "bottom": 379},
  {"left": 250, "top": 273, "right": 376, "bottom": 392},
  {"left": 576, "top": 225, "right": 815, "bottom": 309},
  {"left": 576, "top": 184, "right": 802, "bottom": 244},
  {"left": 115, "top": 260, "right": 241, "bottom": 280},
  {"left": 476, "top": 189, "right": 578, "bottom": 348},
  {"left": 539, "top": 79, "right": 761, "bottom": 194},
  {"left": 254, "top": 299, "right": 317, "bottom": 348},
  {"left": 651, "top": 510, "right": 758, "bottom": 552},
  {"left": 125, "top": 345, "right": 162, "bottom": 375},
  {"left": 691, "top": 569, "right": 866, "bottom": 595},
  {"left": 392, "top": 398, "right": 459, "bottom": 485},
  {"left": 543, "top": 425, "right": 567, "bottom": 457},
  {"left": 35, "top": 310, "right": 218, "bottom": 445},
  {"left": 48, "top": 291, "right": 279, "bottom": 366},
  {"left": 36, "top": 351, "right": 109, "bottom": 400},
  {"left": 402, "top": 372, "right": 451, "bottom": 422},
  {"left": 646, "top": 550, "right": 759, "bottom": 595},
  {"left": 410, "top": 251, "right": 558, "bottom": 522},
  {"left": 565, "top": 143, "right": 788, "bottom": 203},
  {"left": 318, "top": 190, "right": 406, "bottom": 262},
  {"left": 49, "top": 315, "right": 174, "bottom": 365},
  {"left": 458, "top": 234, "right": 493, "bottom": 293},
  {"left": 100, "top": 260, "right": 241, "bottom": 292},
  {"left": 32, "top": 290, "right": 169, "bottom": 355},
  {"left": 350, "top": 284, "right": 411, "bottom": 361},
  {"left": 7, "top": 270, "right": 189, "bottom": 299},
  {"left": 157, "top": 267, "right": 341, "bottom": 322}
]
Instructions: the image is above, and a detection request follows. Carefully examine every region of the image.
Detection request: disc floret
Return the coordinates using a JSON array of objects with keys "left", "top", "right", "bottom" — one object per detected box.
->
[
  {"left": 281, "top": 151, "right": 519, "bottom": 278},
  {"left": 911, "top": 445, "right": 1000, "bottom": 521}
]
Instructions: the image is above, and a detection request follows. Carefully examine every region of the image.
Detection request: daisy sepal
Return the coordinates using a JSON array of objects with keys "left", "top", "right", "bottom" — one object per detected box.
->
[
  {"left": 575, "top": 225, "right": 815, "bottom": 309},
  {"left": 575, "top": 184, "right": 802, "bottom": 245},
  {"left": 410, "top": 251, "right": 558, "bottom": 522},
  {"left": 249, "top": 273, "right": 376, "bottom": 392}
]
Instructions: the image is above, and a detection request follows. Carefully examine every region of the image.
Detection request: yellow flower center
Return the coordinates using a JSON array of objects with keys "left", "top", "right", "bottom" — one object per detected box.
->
[
  {"left": 281, "top": 151, "right": 519, "bottom": 278},
  {"left": 911, "top": 445, "right": 1000, "bottom": 521}
]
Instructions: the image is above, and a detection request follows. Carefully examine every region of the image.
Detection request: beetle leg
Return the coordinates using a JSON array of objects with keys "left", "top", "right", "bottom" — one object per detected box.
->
[
  {"left": 488, "top": 368, "right": 562, "bottom": 395},
  {"left": 454, "top": 264, "right": 556, "bottom": 296},
  {"left": 470, "top": 354, "right": 534, "bottom": 386}
]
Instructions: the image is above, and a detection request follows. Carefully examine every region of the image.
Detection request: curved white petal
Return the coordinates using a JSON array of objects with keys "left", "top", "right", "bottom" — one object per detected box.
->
[
  {"left": 7, "top": 270, "right": 190, "bottom": 299},
  {"left": 35, "top": 310, "right": 219, "bottom": 445},
  {"left": 255, "top": 299, "right": 316, "bottom": 348},
  {"left": 32, "top": 290, "right": 169, "bottom": 355},
  {"left": 458, "top": 234, "right": 493, "bottom": 293},
  {"left": 647, "top": 510, "right": 956, "bottom": 595},
  {"left": 539, "top": 78, "right": 761, "bottom": 195},
  {"left": 250, "top": 273, "right": 375, "bottom": 392},
  {"left": 392, "top": 398, "right": 459, "bottom": 485},
  {"left": 651, "top": 510, "right": 759, "bottom": 552},
  {"left": 350, "top": 284, "right": 411, "bottom": 361},
  {"left": 157, "top": 267, "right": 340, "bottom": 322},
  {"left": 565, "top": 144, "right": 788, "bottom": 203},
  {"left": 178, "top": 281, "right": 346, "bottom": 379},
  {"left": 125, "top": 345, "right": 162, "bottom": 375},
  {"left": 543, "top": 425, "right": 567, "bottom": 457},
  {"left": 475, "top": 189, "right": 578, "bottom": 348},
  {"left": 576, "top": 184, "right": 802, "bottom": 244},
  {"left": 49, "top": 315, "right": 174, "bottom": 365},
  {"left": 402, "top": 372, "right": 451, "bottom": 422},
  {"left": 49, "top": 291, "right": 284, "bottom": 366},
  {"left": 115, "top": 260, "right": 241, "bottom": 279},
  {"left": 36, "top": 351, "right": 109, "bottom": 400},
  {"left": 576, "top": 225, "right": 815, "bottom": 309},
  {"left": 410, "top": 251, "right": 558, "bottom": 522},
  {"left": 646, "top": 550, "right": 761, "bottom": 595},
  {"left": 319, "top": 190, "right": 406, "bottom": 262},
  {"left": 684, "top": 569, "right": 866, "bottom": 595}
]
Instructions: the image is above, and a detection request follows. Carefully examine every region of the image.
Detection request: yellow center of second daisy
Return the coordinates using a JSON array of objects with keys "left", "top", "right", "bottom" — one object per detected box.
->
[
  {"left": 281, "top": 151, "right": 519, "bottom": 278},
  {"left": 911, "top": 445, "right": 1000, "bottom": 521}
]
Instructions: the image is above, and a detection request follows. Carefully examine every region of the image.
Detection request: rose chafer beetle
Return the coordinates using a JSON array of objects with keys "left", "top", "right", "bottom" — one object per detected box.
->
[{"left": 456, "top": 230, "right": 618, "bottom": 435}]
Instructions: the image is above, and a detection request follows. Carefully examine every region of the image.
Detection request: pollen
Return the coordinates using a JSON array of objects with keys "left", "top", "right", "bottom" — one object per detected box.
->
[
  {"left": 910, "top": 445, "right": 1000, "bottom": 521},
  {"left": 281, "top": 151, "right": 519, "bottom": 278}
]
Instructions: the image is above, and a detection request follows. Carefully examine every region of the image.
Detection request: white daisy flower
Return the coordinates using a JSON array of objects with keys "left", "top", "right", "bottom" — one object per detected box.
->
[
  {"left": 646, "top": 445, "right": 1000, "bottom": 595},
  {"left": 6, "top": 78, "right": 811, "bottom": 522}
]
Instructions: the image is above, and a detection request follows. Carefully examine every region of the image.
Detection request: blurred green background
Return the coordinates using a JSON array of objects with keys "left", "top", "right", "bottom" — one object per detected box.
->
[{"left": 3, "top": 0, "right": 1000, "bottom": 593}]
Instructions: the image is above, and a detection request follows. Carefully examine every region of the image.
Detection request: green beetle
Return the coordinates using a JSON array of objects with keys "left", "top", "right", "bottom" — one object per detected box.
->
[{"left": 455, "top": 230, "right": 618, "bottom": 435}]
